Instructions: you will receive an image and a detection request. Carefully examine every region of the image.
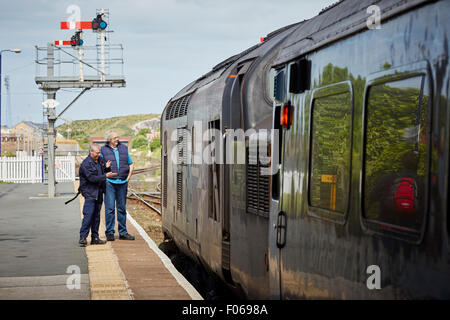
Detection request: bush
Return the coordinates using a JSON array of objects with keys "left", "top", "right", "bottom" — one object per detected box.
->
[
  {"left": 80, "top": 137, "right": 89, "bottom": 145},
  {"left": 150, "top": 137, "right": 161, "bottom": 151},
  {"left": 136, "top": 128, "right": 151, "bottom": 136},
  {"left": 131, "top": 135, "right": 148, "bottom": 149},
  {"left": 1, "top": 151, "right": 16, "bottom": 157}
]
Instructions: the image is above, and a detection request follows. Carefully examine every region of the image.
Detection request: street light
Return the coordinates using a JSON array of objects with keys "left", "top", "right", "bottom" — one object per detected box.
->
[{"left": 0, "top": 48, "right": 21, "bottom": 156}]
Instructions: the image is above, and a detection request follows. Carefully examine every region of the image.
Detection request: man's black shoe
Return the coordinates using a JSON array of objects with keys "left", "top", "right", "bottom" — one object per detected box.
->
[
  {"left": 106, "top": 234, "right": 115, "bottom": 241},
  {"left": 91, "top": 238, "right": 106, "bottom": 245},
  {"left": 79, "top": 238, "right": 87, "bottom": 246},
  {"left": 119, "top": 233, "right": 135, "bottom": 240}
]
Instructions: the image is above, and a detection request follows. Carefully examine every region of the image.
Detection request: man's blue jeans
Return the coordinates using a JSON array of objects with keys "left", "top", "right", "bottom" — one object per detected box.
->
[
  {"left": 105, "top": 180, "right": 128, "bottom": 236},
  {"left": 80, "top": 196, "right": 102, "bottom": 239}
]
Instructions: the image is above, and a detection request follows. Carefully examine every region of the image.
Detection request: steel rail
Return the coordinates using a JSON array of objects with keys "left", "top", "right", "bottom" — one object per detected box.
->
[{"left": 128, "top": 187, "right": 161, "bottom": 216}]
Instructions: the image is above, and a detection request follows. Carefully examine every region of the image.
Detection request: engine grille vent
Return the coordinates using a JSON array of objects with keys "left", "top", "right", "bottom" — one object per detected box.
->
[
  {"left": 165, "top": 93, "right": 192, "bottom": 120},
  {"left": 163, "top": 155, "right": 168, "bottom": 208},
  {"left": 177, "top": 128, "right": 187, "bottom": 165},
  {"left": 165, "top": 103, "right": 172, "bottom": 120},
  {"left": 176, "top": 172, "right": 183, "bottom": 212},
  {"left": 246, "top": 145, "right": 270, "bottom": 217}
]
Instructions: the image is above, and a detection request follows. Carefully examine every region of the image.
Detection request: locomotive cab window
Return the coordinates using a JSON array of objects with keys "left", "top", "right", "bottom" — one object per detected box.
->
[
  {"left": 309, "top": 82, "right": 353, "bottom": 218},
  {"left": 363, "top": 74, "right": 429, "bottom": 235},
  {"left": 273, "top": 68, "right": 286, "bottom": 104}
]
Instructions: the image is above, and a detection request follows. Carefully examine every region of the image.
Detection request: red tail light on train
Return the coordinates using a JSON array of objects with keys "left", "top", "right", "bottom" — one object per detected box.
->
[{"left": 280, "top": 101, "right": 293, "bottom": 129}]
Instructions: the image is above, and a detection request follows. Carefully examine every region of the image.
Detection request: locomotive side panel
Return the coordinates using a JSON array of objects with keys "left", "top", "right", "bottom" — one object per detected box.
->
[
  {"left": 226, "top": 32, "right": 299, "bottom": 298},
  {"left": 189, "top": 81, "right": 226, "bottom": 274},
  {"left": 272, "top": 1, "right": 450, "bottom": 299}
]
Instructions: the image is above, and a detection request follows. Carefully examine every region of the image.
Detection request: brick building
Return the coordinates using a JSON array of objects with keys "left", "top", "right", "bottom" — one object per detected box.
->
[
  {"left": 89, "top": 136, "right": 131, "bottom": 146},
  {"left": 1, "top": 122, "right": 47, "bottom": 155}
]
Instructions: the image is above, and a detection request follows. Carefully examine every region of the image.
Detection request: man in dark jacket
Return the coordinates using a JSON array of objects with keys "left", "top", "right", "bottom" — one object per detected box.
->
[{"left": 79, "top": 144, "right": 117, "bottom": 246}]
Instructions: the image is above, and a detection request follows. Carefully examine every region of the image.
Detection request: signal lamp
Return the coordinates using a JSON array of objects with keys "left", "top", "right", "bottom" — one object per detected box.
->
[
  {"left": 91, "top": 19, "right": 100, "bottom": 30},
  {"left": 280, "top": 101, "right": 293, "bottom": 129},
  {"left": 70, "top": 32, "right": 83, "bottom": 47},
  {"left": 92, "top": 14, "right": 107, "bottom": 31}
]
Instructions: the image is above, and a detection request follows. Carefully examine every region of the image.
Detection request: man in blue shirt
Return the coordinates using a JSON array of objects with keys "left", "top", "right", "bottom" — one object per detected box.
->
[{"left": 100, "top": 132, "right": 135, "bottom": 241}]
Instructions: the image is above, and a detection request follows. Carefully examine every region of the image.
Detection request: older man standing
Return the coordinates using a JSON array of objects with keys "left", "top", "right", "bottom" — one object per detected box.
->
[
  {"left": 79, "top": 144, "right": 117, "bottom": 246},
  {"left": 101, "top": 132, "right": 135, "bottom": 241}
]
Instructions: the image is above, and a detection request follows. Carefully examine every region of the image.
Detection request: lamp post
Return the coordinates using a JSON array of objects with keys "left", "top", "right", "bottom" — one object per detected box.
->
[{"left": 0, "top": 48, "right": 21, "bottom": 156}]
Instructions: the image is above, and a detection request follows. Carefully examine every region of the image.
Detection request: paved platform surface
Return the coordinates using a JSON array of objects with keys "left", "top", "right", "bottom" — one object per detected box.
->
[
  {"left": 111, "top": 216, "right": 197, "bottom": 299},
  {"left": 76, "top": 184, "right": 131, "bottom": 300},
  {"left": 0, "top": 182, "right": 202, "bottom": 300},
  {"left": 75, "top": 181, "right": 201, "bottom": 300},
  {"left": 0, "top": 183, "right": 90, "bottom": 299}
]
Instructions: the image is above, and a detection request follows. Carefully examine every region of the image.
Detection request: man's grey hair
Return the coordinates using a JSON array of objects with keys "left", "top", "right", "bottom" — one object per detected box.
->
[
  {"left": 90, "top": 143, "right": 101, "bottom": 151},
  {"left": 105, "top": 131, "right": 118, "bottom": 143}
]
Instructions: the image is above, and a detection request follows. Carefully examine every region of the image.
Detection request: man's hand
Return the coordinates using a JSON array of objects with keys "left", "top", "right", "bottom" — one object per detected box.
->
[
  {"left": 106, "top": 172, "right": 118, "bottom": 178},
  {"left": 106, "top": 160, "right": 112, "bottom": 169}
]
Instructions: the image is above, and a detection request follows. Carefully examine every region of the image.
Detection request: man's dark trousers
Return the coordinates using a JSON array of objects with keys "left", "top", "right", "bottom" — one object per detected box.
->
[{"left": 80, "top": 191, "right": 103, "bottom": 240}]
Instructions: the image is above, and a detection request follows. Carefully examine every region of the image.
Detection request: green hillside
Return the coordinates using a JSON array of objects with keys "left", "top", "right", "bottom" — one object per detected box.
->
[{"left": 56, "top": 113, "right": 160, "bottom": 149}]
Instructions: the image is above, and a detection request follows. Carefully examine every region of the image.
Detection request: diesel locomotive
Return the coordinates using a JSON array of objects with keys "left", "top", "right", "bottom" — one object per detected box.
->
[{"left": 161, "top": 0, "right": 450, "bottom": 299}]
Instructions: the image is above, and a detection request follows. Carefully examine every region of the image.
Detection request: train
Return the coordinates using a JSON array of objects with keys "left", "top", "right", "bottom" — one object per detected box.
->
[{"left": 160, "top": 0, "right": 450, "bottom": 299}]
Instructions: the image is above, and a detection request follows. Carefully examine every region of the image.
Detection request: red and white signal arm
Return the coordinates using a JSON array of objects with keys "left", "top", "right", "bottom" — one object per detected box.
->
[
  {"left": 60, "top": 21, "right": 92, "bottom": 30},
  {"left": 54, "top": 40, "right": 71, "bottom": 46}
]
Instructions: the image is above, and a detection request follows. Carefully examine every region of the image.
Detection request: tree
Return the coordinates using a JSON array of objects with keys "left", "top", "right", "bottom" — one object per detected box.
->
[
  {"left": 131, "top": 135, "right": 148, "bottom": 149},
  {"left": 150, "top": 137, "right": 161, "bottom": 151},
  {"left": 136, "top": 128, "right": 151, "bottom": 136}
]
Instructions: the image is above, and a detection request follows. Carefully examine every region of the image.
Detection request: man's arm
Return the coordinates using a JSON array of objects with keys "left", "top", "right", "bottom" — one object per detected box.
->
[
  {"left": 127, "top": 163, "right": 134, "bottom": 182},
  {"left": 127, "top": 153, "right": 134, "bottom": 182},
  {"left": 83, "top": 162, "right": 106, "bottom": 183},
  {"left": 104, "top": 159, "right": 112, "bottom": 173},
  {"left": 84, "top": 162, "right": 116, "bottom": 183}
]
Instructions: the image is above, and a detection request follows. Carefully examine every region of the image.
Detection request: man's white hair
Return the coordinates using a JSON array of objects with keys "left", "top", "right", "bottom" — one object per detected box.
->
[{"left": 105, "top": 131, "right": 118, "bottom": 143}]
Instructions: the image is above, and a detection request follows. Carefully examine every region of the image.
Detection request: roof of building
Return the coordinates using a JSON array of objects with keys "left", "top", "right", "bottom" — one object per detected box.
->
[{"left": 18, "top": 121, "right": 48, "bottom": 132}]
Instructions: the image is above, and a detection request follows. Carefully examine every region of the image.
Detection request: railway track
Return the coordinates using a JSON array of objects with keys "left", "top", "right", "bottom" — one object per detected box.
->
[
  {"left": 132, "top": 165, "right": 161, "bottom": 175},
  {"left": 127, "top": 187, "right": 161, "bottom": 215},
  {"left": 126, "top": 178, "right": 237, "bottom": 300}
]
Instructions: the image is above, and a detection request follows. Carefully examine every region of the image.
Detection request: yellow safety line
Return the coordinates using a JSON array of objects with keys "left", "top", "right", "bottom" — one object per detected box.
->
[{"left": 74, "top": 181, "right": 131, "bottom": 300}]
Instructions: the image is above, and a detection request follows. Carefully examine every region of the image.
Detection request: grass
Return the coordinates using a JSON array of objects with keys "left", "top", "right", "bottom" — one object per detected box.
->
[
  {"left": 127, "top": 201, "right": 164, "bottom": 246},
  {"left": 57, "top": 113, "right": 160, "bottom": 149}
]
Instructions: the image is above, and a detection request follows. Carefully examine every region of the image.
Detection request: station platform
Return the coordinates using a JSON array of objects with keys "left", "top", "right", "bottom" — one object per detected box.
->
[{"left": 0, "top": 182, "right": 202, "bottom": 300}]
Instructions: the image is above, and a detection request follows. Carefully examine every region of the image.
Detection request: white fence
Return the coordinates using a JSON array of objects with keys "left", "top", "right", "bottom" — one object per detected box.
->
[{"left": 0, "top": 156, "right": 75, "bottom": 183}]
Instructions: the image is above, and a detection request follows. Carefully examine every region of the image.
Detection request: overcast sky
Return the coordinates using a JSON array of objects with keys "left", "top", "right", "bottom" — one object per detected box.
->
[{"left": 0, "top": 0, "right": 335, "bottom": 127}]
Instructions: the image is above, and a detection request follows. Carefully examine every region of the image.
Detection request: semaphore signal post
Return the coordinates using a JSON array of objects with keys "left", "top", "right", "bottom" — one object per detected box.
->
[{"left": 35, "top": 8, "right": 125, "bottom": 198}]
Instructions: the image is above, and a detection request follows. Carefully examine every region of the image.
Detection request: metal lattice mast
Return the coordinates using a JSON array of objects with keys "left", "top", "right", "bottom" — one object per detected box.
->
[{"left": 35, "top": 8, "right": 125, "bottom": 198}]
